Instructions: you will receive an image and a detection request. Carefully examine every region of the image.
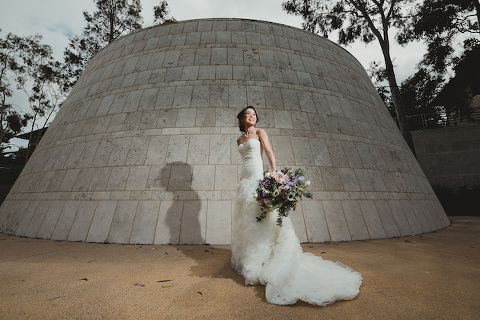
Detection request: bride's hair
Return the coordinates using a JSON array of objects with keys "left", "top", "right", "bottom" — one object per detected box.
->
[{"left": 237, "top": 106, "right": 259, "bottom": 133}]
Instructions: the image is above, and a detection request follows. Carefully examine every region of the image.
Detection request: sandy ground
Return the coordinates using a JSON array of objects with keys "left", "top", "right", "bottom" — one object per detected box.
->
[{"left": 0, "top": 216, "right": 479, "bottom": 320}]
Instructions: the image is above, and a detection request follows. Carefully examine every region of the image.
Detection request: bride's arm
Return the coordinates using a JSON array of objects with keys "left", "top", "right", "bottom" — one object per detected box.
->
[{"left": 257, "top": 129, "right": 276, "bottom": 172}]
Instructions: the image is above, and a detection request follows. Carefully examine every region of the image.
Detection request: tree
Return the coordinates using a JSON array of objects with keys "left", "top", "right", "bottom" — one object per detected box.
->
[
  {"left": 9, "top": 34, "right": 65, "bottom": 162},
  {"left": 283, "top": 0, "right": 416, "bottom": 154},
  {"left": 1, "top": 31, "right": 34, "bottom": 157},
  {"left": 397, "top": 0, "right": 479, "bottom": 125},
  {"left": 153, "top": 1, "right": 176, "bottom": 25},
  {"left": 400, "top": 69, "right": 446, "bottom": 130},
  {"left": 63, "top": 0, "right": 143, "bottom": 90},
  {"left": 399, "top": 0, "right": 479, "bottom": 76}
]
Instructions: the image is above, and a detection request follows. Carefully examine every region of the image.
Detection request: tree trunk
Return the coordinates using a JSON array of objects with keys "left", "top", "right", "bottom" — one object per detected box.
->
[
  {"left": 382, "top": 45, "right": 416, "bottom": 156},
  {"left": 473, "top": 0, "right": 480, "bottom": 26}
]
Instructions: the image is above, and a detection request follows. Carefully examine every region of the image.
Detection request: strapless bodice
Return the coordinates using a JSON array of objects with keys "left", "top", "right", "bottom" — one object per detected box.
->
[{"left": 238, "top": 139, "right": 263, "bottom": 182}]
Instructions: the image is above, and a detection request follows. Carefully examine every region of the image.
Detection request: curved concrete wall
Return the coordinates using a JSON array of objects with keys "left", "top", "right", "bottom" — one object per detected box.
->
[{"left": 0, "top": 19, "right": 450, "bottom": 244}]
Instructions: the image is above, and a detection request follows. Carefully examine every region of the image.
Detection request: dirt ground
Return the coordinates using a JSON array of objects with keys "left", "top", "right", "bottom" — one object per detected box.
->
[{"left": 0, "top": 216, "right": 479, "bottom": 320}]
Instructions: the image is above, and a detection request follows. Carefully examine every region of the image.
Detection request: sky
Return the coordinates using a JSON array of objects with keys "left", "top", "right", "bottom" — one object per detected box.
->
[{"left": 1, "top": 0, "right": 429, "bottom": 148}]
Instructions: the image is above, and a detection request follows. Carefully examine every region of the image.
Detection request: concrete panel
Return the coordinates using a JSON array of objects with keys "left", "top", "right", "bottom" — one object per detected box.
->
[
  {"left": 15, "top": 200, "right": 40, "bottom": 237},
  {"left": 130, "top": 201, "right": 160, "bottom": 244},
  {"left": 206, "top": 200, "right": 231, "bottom": 244},
  {"left": 68, "top": 201, "right": 98, "bottom": 241},
  {"left": 342, "top": 200, "right": 370, "bottom": 240},
  {"left": 303, "top": 200, "right": 330, "bottom": 242},
  {"left": 37, "top": 200, "right": 65, "bottom": 239},
  {"left": 179, "top": 200, "right": 206, "bottom": 244},
  {"left": 86, "top": 200, "right": 117, "bottom": 243},
  {"left": 323, "top": 200, "right": 351, "bottom": 241},
  {"left": 24, "top": 201, "right": 50, "bottom": 238},
  {"left": 107, "top": 201, "right": 138, "bottom": 244},
  {"left": 359, "top": 200, "right": 387, "bottom": 239},
  {"left": 51, "top": 201, "right": 81, "bottom": 240}
]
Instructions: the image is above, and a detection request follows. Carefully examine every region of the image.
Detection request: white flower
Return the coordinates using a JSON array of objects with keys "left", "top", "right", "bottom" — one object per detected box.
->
[
  {"left": 305, "top": 181, "right": 311, "bottom": 187},
  {"left": 265, "top": 172, "right": 271, "bottom": 178}
]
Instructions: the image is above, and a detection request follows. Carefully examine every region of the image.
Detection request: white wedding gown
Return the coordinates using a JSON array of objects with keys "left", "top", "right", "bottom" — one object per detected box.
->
[{"left": 231, "top": 138, "right": 362, "bottom": 306}]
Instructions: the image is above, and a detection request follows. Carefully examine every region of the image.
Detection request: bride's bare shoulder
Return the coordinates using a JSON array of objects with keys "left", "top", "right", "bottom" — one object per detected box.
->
[{"left": 256, "top": 128, "right": 267, "bottom": 136}]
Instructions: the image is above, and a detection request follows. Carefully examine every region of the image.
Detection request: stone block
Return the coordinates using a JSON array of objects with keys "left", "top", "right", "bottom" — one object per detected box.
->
[
  {"left": 168, "top": 163, "right": 193, "bottom": 191},
  {"left": 130, "top": 201, "right": 160, "bottom": 244},
  {"left": 138, "top": 111, "right": 158, "bottom": 129},
  {"left": 145, "top": 166, "right": 169, "bottom": 191},
  {"left": 51, "top": 201, "right": 81, "bottom": 240},
  {"left": 173, "top": 86, "right": 193, "bottom": 109},
  {"left": 107, "top": 138, "right": 132, "bottom": 166},
  {"left": 209, "top": 135, "right": 230, "bottom": 164},
  {"left": 85, "top": 200, "right": 117, "bottom": 242},
  {"left": 247, "top": 86, "right": 265, "bottom": 109},
  {"left": 291, "top": 137, "right": 315, "bottom": 166},
  {"left": 59, "top": 169, "right": 81, "bottom": 191},
  {"left": 310, "top": 138, "right": 332, "bottom": 167},
  {"left": 375, "top": 200, "right": 401, "bottom": 237},
  {"left": 89, "top": 167, "right": 112, "bottom": 191},
  {"left": 68, "top": 201, "right": 97, "bottom": 241},
  {"left": 341, "top": 200, "right": 370, "bottom": 240},
  {"left": 72, "top": 168, "right": 96, "bottom": 191},
  {"left": 338, "top": 167, "right": 361, "bottom": 192},
  {"left": 163, "top": 50, "right": 180, "bottom": 67},
  {"left": 206, "top": 200, "right": 231, "bottom": 244},
  {"left": 211, "top": 47, "right": 227, "bottom": 65},
  {"left": 125, "top": 136, "right": 150, "bottom": 166},
  {"left": 215, "top": 165, "right": 237, "bottom": 191},
  {"left": 166, "top": 135, "right": 189, "bottom": 163},
  {"left": 192, "top": 165, "right": 215, "bottom": 191},
  {"left": 359, "top": 200, "right": 386, "bottom": 239},
  {"left": 145, "top": 136, "right": 169, "bottom": 165},
  {"left": 105, "top": 167, "right": 130, "bottom": 191},
  {"left": 191, "top": 86, "right": 210, "bottom": 109},
  {"left": 155, "top": 200, "right": 182, "bottom": 244},
  {"left": 179, "top": 200, "right": 207, "bottom": 244},
  {"left": 303, "top": 200, "right": 330, "bottom": 242},
  {"left": 388, "top": 200, "right": 413, "bottom": 236},
  {"left": 125, "top": 166, "right": 150, "bottom": 191},
  {"left": 15, "top": 200, "right": 40, "bottom": 237},
  {"left": 323, "top": 200, "right": 351, "bottom": 241},
  {"left": 270, "top": 135, "right": 295, "bottom": 166},
  {"left": 37, "top": 200, "right": 64, "bottom": 239},
  {"left": 353, "top": 168, "right": 375, "bottom": 191},
  {"left": 107, "top": 201, "right": 138, "bottom": 243},
  {"left": 273, "top": 110, "right": 293, "bottom": 129},
  {"left": 187, "top": 135, "right": 210, "bottom": 164}
]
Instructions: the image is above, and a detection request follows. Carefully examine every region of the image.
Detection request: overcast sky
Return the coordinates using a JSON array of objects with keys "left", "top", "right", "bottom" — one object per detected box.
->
[{"left": 2, "top": 0, "right": 429, "bottom": 147}]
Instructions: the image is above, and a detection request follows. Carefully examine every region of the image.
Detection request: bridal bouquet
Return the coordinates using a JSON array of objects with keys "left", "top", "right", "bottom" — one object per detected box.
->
[{"left": 255, "top": 167, "right": 312, "bottom": 226}]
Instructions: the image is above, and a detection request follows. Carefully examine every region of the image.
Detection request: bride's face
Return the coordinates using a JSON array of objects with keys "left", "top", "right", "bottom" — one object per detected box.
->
[{"left": 243, "top": 108, "right": 257, "bottom": 127}]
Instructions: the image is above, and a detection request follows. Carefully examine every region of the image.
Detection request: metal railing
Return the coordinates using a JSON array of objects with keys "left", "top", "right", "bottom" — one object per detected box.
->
[{"left": 400, "top": 107, "right": 480, "bottom": 131}]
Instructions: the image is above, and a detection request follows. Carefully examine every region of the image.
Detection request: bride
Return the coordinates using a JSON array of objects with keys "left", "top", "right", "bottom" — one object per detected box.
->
[{"left": 232, "top": 106, "right": 363, "bottom": 306}]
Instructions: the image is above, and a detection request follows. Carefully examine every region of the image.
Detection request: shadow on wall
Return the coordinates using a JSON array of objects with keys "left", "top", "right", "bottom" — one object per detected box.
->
[
  {"left": 161, "top": 162, "right": 203, "bottom": 244},
  {"left": 161, "top": 163, "right": 240, "bottom": 282}
]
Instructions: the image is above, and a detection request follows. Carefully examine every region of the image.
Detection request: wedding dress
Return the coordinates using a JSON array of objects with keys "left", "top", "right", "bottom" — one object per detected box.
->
[{"left": 231, "top": 138, "right": 362, "bottom": 306}]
